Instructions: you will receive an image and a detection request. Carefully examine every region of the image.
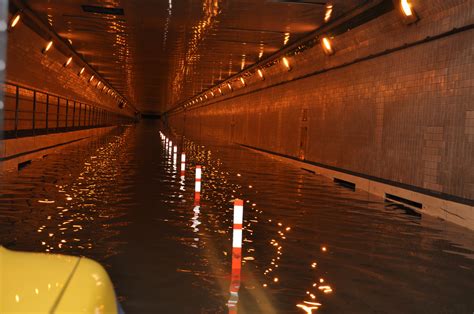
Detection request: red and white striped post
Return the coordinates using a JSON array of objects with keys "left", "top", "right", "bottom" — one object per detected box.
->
[
  {"left": 228, "top": 199, "right": 244, "bottom": 311},
  {"left": 180, "top": 153, "right": 186, "bottom": 177},
  {"left": 194, "top": 165, "right": 202, "bottom": 205}
]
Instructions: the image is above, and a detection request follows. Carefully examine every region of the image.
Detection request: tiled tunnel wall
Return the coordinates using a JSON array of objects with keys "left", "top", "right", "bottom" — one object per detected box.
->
[
  {"left": 3, "top": 11, "right": 134, "bottom": 126},
  {"left": 169, "top": 0, "right": 474, "bottom": 202}
]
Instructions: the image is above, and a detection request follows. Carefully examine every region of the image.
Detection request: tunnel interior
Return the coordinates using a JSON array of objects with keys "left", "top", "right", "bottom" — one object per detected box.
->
[{"left": 0, "top": 0, "right": 473, "bottom": 313}]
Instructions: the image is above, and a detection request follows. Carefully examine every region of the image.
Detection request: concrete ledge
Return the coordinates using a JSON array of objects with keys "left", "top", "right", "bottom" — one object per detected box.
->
[
  {"left": 0, "top": 126, "right": 117, "bottom": 172},
  {"left": 242, "top": 145, "right": 474, "bottom": 231}
]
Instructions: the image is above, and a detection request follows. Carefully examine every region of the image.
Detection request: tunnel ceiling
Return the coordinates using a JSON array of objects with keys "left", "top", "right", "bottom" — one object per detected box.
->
[{"left": 24, "top": 0, "right": 365, "bottom": 114}]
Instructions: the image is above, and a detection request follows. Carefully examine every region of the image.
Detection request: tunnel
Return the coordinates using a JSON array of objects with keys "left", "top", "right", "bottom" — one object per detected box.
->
[{"left": 0, "top": 0, "right": 473, "bottom": 313}]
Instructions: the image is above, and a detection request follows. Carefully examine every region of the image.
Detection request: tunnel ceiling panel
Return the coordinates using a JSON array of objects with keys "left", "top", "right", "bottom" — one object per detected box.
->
[{"left": 24, "top": 0, "right": 365, "bottom": 113}]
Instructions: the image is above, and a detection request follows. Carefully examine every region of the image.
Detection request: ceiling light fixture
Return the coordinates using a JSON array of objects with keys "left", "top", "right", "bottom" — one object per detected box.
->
[
  {"left": 10, "top": 13, "right": 21, "bottom": 28},
  {"left": 227, "top": 83, "right": 232, "bottom": 91},
  {"left": 42, "top": 40, "right": 53, "bottom": 54},
  {"left": 240, "top": 77, "right": 246, "bottom": 86},
  {"left": 64, "top": 56, "right": 73, "bottom": 67},
  {"left": 78, "top": 67, "right": 85, "bottom": 76},
  {"left": 282, "top": 57, "right": 291, "bottom": 71},
  {"left": 257, "top": 69, "right": 265, "bottom": 80},
  {"left": 401, "top": 0, "right": 413, "bottom": 16},
  {"left": 89, "top": 75, "right": 95, "bottom": 83},
  {"left": 399, "top": 0, "right": 418, "bottom": 23},
  {"left": 321, "top": 37, "right": 334, "bottom": 55}
]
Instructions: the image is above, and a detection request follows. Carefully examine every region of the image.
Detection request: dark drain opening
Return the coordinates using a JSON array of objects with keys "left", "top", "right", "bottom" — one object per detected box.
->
[
  {"left": 301, "top": 167, "right": 316, "bottom": 174},
  {"left": 18, "top": 160, "right": 32, "bottom": 171},
  {"left": 334, "top": 178, "right": 356, "bottom": 191},
  {"left": 81, "top": 5, "right": 124, "bottom": 15},
  {"left": 385, "top": 193, "right": 422, "bottom": 209}
]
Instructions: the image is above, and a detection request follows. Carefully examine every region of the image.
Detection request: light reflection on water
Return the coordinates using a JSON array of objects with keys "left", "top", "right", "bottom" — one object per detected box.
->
[{"left": 1, "top": 121, "right": 474, "bottom": 313}]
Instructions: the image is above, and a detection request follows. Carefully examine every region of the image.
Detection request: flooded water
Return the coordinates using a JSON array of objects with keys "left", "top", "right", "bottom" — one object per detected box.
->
[{"left": 1, "top": 120, "right": 474, "bottom": 313}]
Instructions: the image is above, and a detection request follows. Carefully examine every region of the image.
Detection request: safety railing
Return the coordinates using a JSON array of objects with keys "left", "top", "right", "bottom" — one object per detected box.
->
[{"left": 1, "top": 81, "right": 133, "bottom": 139}]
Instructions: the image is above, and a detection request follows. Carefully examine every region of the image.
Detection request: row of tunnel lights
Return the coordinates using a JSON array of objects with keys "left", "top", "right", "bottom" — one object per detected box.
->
[
  {"left": 181, "top": 35, "right": 334, "bottom": 109},
  {"left": 182, "top": 0, "right": 418, "bottom": 110},
  {"left": 8, "top": 12, "right": 128, "bottom": 108}
]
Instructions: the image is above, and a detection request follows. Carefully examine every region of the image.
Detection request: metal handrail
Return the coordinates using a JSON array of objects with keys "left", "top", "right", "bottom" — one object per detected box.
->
[{"left": 1, "top": 81, "right": 134, "bottom": 139}]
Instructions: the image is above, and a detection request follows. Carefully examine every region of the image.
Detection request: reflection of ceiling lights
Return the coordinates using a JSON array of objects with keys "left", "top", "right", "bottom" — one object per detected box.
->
[
  {"left": 268, "top": 0, "right": 328, "bottom": 4},
  {"left": 284, "top": 32, "right": 290, "bottom": 45},
  {"left": 324, "top": 4, "right": 333, "bottom": 22}
]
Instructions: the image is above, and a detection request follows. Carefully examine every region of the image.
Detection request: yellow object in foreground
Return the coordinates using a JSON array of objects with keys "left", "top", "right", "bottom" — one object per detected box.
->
[{"left": 0, "top": 247, "right": 118, "bottom": 313}]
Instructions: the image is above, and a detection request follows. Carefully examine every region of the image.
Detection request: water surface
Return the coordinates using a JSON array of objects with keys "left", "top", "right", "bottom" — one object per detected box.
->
[{"left": 1, "top": 121, "right": 473, "bottom": 313}]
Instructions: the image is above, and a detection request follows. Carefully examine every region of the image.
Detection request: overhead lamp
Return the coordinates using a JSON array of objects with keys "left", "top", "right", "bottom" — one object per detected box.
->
[
  {"left": 282, "top": 57, "right": 291, "bottom": 71},
  {"left": 96, "top": 81, "right": 101, "bottom": 88},
  {"left": 321, "top": 37, "right": 334, "bottom": 55},
  {"left": 42, "top": 40, "right": 53, "bottom": 54},
  {"left": 257, "top": 69, "right": 265, "bottom": 80},
  {"left": 240, "top": 77, "right": 246, "bottom": 86},
  {"left": 10, "top": 13, "right": 21, "bottom": 29},
  {"left": 88, "top": 75, "right": 95, "bottom": 83},
  {"left": 78, "top": 67, "right": 85, "bottom": 76},
  {"left": 204, "top": 94, "right": 208, "bottom": 99},
  {"left": 399, "top": 0, "right": 418, "bottom": 23},
  {"left": 210, "top": 91, "right": 215, "bottom": 97},
  {"left": 218, "top": 88, "right": 222, "bottom": 94},
  {"left": 227, "top": 83, "right": 232, "bottom": 91},
  {"left": 64, "top": 56, "right": 73, "bottom": 67}
]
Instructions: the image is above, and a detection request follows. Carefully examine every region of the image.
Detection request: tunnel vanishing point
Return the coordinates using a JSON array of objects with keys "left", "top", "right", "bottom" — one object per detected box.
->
[{"left": 0, "top": 0, "right": 473, "bottom": 313}]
